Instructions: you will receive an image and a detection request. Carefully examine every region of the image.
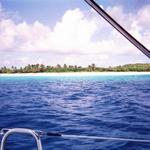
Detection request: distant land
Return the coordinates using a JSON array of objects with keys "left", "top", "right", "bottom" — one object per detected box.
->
[{"left": 0, "top": 63, "right": 150, "bottom": 73}]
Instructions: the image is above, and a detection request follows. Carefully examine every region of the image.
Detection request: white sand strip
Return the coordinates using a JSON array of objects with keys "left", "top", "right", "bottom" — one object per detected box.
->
[{"left": 0, "top": 72, "right": 150, "bottom": 77}]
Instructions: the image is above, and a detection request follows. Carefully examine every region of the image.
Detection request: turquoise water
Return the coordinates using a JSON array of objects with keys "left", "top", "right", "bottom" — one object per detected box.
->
[{"left": 0, "top": 74, "right": 150, "bottom": 150}]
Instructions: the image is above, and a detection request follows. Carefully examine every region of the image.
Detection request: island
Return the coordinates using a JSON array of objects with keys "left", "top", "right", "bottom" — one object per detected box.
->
[{"left": 0, "top": 63, "right": 150, "bottom": 73}]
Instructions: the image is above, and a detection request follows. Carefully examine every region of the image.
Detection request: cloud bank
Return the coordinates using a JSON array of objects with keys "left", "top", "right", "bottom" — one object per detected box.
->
[{"left": 0, "top": 3, "right": 149, "bottom": 67}]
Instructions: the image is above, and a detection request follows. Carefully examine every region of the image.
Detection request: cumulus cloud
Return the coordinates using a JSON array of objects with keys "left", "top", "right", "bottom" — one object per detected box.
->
[
  {"left": 0, "top": 4, "right": 149, "bottom": 67},
  {"left": 0, "top": 8, "right": 98, "bottom": 53}
]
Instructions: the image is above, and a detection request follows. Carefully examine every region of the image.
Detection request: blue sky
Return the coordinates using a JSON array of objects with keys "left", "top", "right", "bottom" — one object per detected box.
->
[
  {"left": 2, "top": 0, "right": 150, "bottom": 25},
  {"left": 0, "top": 0, "right": 150, "bottom": 67}
]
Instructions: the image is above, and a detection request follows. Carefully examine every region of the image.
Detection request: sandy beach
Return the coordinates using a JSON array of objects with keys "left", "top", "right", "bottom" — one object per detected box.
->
[{"left": 0, "top": 72, "right": 150, "bottom": 77}]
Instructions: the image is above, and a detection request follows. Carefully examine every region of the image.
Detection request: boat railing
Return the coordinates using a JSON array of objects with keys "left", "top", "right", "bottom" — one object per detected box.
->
[
  {"left": 0, "top": 128, "right": 43, "bottom": 150},
  {"left": 1, "top": 128, "right": 150, "bottom": 150}
]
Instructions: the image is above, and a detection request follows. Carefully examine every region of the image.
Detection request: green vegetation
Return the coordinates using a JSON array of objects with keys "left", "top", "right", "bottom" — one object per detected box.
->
[{"left": 0, "top": 63, "right": 150, "bottom": 73}]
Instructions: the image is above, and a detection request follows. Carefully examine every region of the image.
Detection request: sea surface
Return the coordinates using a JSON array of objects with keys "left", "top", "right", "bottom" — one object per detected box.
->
[{"left": 0, "top": 74, "right": 150, "bottom": 150}]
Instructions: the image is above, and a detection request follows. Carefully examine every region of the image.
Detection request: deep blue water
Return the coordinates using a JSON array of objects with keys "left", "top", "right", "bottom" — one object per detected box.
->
[{"left": 0, "top": 74, "right": 150, "bottom": 150}]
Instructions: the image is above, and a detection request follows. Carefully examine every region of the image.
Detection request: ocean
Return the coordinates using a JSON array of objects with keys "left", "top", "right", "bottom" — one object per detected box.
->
[{"left": 0, "top": 73, "right": 150, "bottom": 150}]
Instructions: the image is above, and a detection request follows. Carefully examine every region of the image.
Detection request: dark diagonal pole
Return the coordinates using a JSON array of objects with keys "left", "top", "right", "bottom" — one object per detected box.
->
[{"left": 85, "top": 0, "right": 150, "bottom": 58}]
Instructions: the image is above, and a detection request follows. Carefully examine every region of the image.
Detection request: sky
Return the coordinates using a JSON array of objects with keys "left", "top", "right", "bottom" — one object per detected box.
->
[{"left": 0, "top": 0, "right": 150, "bottom": 67}]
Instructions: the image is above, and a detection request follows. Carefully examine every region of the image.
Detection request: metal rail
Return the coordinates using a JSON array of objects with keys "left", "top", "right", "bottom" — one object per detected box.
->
[
  {"left": 85, "top": 0, "right": 150, "bottom": 58},
  {"left": 0, "top": 128, "right": 42, "bottom": 150},
  {"left": 1, "top": 128, "right": 150, "bottom": 149}
]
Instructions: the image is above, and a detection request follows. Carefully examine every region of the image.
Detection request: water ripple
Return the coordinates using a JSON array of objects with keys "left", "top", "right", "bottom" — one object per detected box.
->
[{"left": 0, "top": 75, "right": 150, "bottom": 150}]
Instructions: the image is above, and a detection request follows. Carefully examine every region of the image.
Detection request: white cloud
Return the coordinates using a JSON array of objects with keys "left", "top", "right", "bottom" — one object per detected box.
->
[
  {"left": 138, "top": 5, "right": 150, "bottom": 25},
  {"left": 16, "top": 21, "right": 52, "bottom": 51},
  {"left": 51, "top": 8, "right": 97, "bottom": 53},
  {"left": 0, "top": 4, "right": 149, "bottom": 67}
]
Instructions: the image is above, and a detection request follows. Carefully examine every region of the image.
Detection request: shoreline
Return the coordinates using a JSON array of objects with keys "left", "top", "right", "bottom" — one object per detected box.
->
[{"left": 0, "top": 72, "right": 150, "bottom": 77}]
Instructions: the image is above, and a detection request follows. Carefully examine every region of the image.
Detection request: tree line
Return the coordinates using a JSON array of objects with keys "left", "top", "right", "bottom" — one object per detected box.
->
[{"left": 0, "top": 63, "right": 150, "bottom": 73}]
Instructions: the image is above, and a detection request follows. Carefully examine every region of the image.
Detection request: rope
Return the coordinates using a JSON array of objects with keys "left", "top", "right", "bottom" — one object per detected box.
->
[
  {"left": 45, "top": 132, "right": 150, "bottom": 143},
  {"left": 61, "top": 134, "right": 150, "bottom": 143}
]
